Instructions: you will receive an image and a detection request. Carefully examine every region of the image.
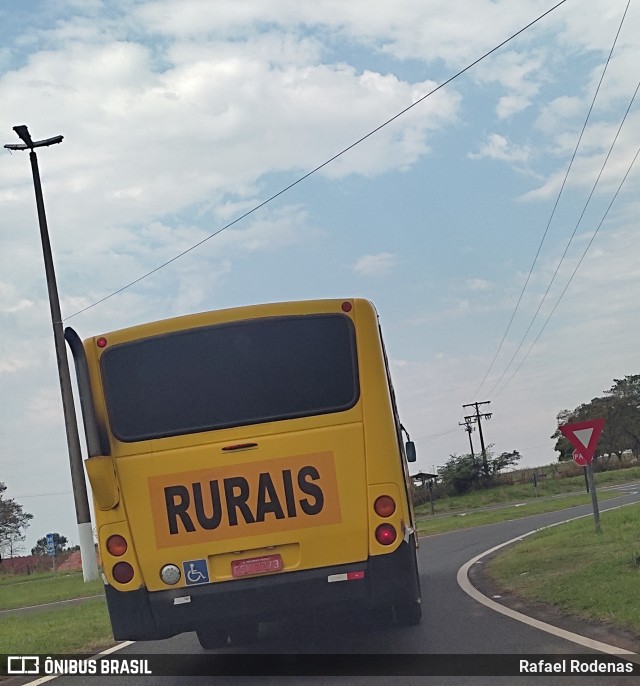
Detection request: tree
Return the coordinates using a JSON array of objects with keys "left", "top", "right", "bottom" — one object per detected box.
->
[
  {"left": 437, "top": 452, "right": 480, "bottom": 495},
  {"left": 604, "top": 375, "right": 640, "bottom": 458},
  {"left": 438, "top": 445, "right": 522, "bottom": 495},
  {"left": 553, "top": 375, "right": 640, "bottom": 462},
  {"left": 0, "top": 483, "right": 33, "bottom": 558},
  {"left": 31, "top": 533, "right": 69, "bottom": 557},
  {"left": 490, "top": 450, "right": 522, "bottom": 474},
  {"left": 552, "top": 409, "right": 575, "bottom": 462}
]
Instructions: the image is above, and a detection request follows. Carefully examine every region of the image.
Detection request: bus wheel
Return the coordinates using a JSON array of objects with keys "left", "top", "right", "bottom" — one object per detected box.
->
[
  {"left": 228, "top": 621, "right": 259, "bottom": 646},
  {"left": 196, "top": 628, "right": 229, "bottom": 650},
  {"left": 394, "top": 600, "right": 422, "bottom": 626}
]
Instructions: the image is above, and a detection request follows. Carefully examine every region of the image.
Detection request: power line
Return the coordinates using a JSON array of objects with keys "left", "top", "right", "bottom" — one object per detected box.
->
[
  {"left": 495, "top": 142, "right": 640, "bottom": 396},
  {"left": 469, "top": 0, "right": 631, "bottom": 400},
  {"left": 64, "top": 0, "right": 569, "bottom": 321},
  {"left": 14, "top": 491, "right": 72, "bottom": 499},
  {"left": 412, "top": 426, "right": 461, "bottom": 442},
  {"left": 486, "top": 78, "right": 640, "bottom": 398}
]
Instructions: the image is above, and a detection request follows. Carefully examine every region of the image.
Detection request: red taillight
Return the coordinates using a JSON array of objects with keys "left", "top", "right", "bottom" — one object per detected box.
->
[
  {"left": 112, "top": 561, "right": 134, "bottom": 584},
  {"left": 106, "top": 535, "right": 127, "bottom": 556},
  {"left": 97, "top": 337, "right": 108, "bottom": 348},
  {"left": 375, "top": 523, "right": 397, "bottom": 546},
  {"left": 341, "top": 301, "right": 352, "bottom": 312},
  {"left": 374, "top": 495, "right": 396, "bottom": 518}
]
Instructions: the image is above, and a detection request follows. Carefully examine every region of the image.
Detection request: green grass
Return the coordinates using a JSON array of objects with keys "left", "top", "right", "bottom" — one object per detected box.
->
[
  {"left": 416, "top": 490, "right": 622, "bottom": 535},
  {"left": 487, "top": 503, "right": 640, "bottom": 636},
  {"left": 0, "top": 599, "right": 113, "bottom": 654},
  {"left": 0, "top": 570, "right": 59, "bottom": 585},
  {"left": 415, "top": 466, "right": 640, "bottom": 515},
  {"left": 0, "top": 571, "right": 105, "bottom": 610}
]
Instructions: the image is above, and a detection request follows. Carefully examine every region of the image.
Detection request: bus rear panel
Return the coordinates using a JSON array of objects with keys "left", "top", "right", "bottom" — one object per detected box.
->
[{"left": 71, "top": 299, "right": 421, "bottom": 643}]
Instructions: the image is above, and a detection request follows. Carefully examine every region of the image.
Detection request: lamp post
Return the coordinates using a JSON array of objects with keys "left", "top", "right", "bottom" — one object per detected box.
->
[{"left": 5, "top": 126, "right": 98, "bottom": 581}]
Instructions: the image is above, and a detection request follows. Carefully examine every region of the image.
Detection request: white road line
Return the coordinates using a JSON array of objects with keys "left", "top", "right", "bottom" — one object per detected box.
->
[
  {"left": 456, "top": 501, "right": 639, "bottom": 656},
  {"left": 21, "top": 642, "right": 136, "bottom": 686}
]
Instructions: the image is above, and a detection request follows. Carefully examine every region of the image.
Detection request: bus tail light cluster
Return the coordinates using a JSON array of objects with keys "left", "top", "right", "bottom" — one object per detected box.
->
[
  {"left": 112, "top": 561, "right": 135, "bottom": 584},
  {"left": 375, "top": 523, "right": 397, "bottom": 546},
  {"left": 106, "top": 534, "right": 127, "bottom": 556},
  {"left": 104, "top": 532, "right": 136, "bottom": 585},
  {"left": 374, "top": 495, "right": 396, "bottom": 518},
  {"left": 373, "top": 495, "right": 398, "bottom": 546}
]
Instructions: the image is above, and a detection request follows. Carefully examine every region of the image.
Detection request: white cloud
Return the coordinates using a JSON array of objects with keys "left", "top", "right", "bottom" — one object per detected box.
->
[
  {"left": 466, "top": 278, "right": 494, "bottom": 292},
  {"left": 474, "top": 49, "right": 545, "bottom": 119},
  {"left": 353, "top": 252, "right": 398, "bottom": 276},
  {"left": 469, "top": 133, "right": 530, "bottom": 163}
]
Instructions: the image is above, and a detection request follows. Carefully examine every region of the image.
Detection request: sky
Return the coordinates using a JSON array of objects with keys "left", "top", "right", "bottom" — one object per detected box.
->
[{"left": 1, "top": 0, "right": 640, "bottom": 554}]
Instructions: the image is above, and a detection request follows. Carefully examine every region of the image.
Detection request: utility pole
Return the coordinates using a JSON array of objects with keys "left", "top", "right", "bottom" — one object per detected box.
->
[
  {"left": 463, "top": 401, "right": 492, "bottom": 477},
  {"left": 459, "top": 418, "right": 476, "bottom": 463},
  {"left": 5, "top": 126, "right": 98, "bottom": 582}
]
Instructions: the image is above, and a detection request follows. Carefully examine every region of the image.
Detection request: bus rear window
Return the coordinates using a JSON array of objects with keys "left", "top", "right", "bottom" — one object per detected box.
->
[{"left": 100, "top": 314, "right": 359, "bottom": 442}]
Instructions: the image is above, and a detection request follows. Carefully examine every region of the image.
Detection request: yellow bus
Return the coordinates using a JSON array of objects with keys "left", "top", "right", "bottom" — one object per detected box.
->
[{"left": 66, "top": 298, "right": 421, "bottom": 648}]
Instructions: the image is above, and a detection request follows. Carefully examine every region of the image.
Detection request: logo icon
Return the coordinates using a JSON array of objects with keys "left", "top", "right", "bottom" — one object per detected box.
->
[
  {"left": 183, "top": 559, "right": 209, "bottom": 585},
  {"left": 8, "top": 657, "right": 40, "bottom": 674}
]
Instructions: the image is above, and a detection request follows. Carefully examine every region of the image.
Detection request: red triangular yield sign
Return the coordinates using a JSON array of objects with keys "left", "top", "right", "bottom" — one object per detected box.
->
[{"left": 559, "top": 418, "right": 605, "bottom": 464}]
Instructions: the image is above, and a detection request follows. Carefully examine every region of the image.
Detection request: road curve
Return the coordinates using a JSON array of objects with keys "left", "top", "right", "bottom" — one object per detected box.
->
[
  {"left": 24, "top": 487, "right": 640, "bottom": 686},
  {"left": 457, "top": 503, "right": 638, "bottom": 654}
]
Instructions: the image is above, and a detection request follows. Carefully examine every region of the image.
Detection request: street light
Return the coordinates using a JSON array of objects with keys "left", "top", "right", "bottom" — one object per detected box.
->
[{"left": 4, "top": 126, "right": 98, "bottom": 581}]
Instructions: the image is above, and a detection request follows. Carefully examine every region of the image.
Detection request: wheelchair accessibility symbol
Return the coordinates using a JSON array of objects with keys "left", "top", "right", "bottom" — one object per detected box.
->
[{"left": 183, "top": 559, "right": 210, "bottom": 586}]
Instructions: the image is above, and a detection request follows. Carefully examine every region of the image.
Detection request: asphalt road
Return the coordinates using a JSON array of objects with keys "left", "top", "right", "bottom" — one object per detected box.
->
[{"left": 22, "top": 486, "right": 640, "bottom": 686}]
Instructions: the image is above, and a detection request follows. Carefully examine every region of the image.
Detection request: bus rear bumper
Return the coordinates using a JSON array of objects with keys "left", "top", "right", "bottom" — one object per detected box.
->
[{"left": 105, "top": 538, "right": 420, "bottom": 641}]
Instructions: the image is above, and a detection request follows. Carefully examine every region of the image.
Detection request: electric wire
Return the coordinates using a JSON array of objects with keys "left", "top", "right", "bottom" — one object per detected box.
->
[
  {"left": 412, "top": 426, "right": 461, "bottom": 442},
  {"left": 469, "top": 0, "right": 631, "bottom": 400},
  {"left": 64, "top": 0, "right": 569, "bottom": 321},
  {"left": 485, "top": 78, "right": 640, "bottom": 399},
  {"left": 495, "top": 142, "right": 640, "bottom": 397}
]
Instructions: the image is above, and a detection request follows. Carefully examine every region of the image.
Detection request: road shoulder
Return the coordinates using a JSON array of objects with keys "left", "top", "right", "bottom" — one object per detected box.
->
[{"left": 468, "top": 542, "right": 640, "bottom": 654}]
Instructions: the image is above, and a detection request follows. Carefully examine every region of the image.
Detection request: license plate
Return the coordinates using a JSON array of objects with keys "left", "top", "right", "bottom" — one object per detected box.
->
[{"left": 231, "top": 554, "right": 283, "bottom": 578}]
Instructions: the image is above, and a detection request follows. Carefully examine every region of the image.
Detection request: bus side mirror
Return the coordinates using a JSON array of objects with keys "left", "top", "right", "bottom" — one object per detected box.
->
[{"left": 405, "top": 441, "right": 416, "bottom": 463}]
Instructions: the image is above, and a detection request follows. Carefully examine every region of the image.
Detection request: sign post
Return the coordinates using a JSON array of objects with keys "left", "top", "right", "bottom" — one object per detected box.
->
[
  {"left": 46, "top": 533, "right": 57, "bottom": 576},
  {"left": 573, "top": 451, "right": 590, "bottom": 493},
  {"left": 561, "top": 419, "right": 605, "bottom": 533}
]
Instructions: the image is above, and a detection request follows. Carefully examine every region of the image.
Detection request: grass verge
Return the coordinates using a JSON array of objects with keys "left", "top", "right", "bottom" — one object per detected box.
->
[
  {"left": 416, "top": 490, "right": 622, "bottom": 536},
  {"left": 0, "top": 571, "right": 105, "bottom": 610},
  {"left": 0, "top": 598, "right": 113, "bottom": 654},
  {"left": 416, "top": 466, "right": 640, "bottom": 514},
  {"left": 486, "top": 503, "right": 640, "bottom": 637}
]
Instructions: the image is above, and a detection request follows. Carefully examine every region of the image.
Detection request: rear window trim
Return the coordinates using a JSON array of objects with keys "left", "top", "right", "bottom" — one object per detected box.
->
[{"left": 100, "top": 313, "right": 360, "bottom": 443}]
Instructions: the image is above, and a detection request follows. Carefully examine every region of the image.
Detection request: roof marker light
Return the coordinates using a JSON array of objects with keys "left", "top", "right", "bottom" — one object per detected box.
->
[
  {"left": 341, "top": 301, "right": 352, "bottom": 312},
  {"left": 97, "top": 337, "right": 108, "bottom": 348}
]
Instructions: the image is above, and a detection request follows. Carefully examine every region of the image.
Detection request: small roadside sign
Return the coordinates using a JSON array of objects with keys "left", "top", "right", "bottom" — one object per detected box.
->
[
  {"left": 46, "top": 533, "right": 56, "bottom": 557},
  {"left": 560, "top": 418, "right": 605, "bottom": 464},
  {"left": 560, "top": 418, "right": 605, "bottom": 533}
]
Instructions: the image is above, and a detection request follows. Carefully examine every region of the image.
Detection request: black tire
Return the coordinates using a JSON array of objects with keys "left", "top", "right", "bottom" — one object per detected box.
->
[
  {"left": 196, "top": 628, "right": 229, "bottom": 650},
  {"left": 394, "top": 599, "right": 422, "bottom": 626}
]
